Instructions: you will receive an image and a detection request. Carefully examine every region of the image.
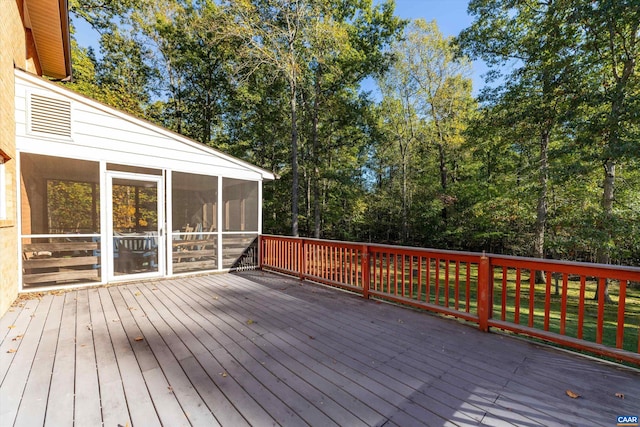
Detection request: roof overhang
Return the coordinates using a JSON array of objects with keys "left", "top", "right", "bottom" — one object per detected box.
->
[{"left": 23, "top": 0, "right": 72, "bottom": 79}]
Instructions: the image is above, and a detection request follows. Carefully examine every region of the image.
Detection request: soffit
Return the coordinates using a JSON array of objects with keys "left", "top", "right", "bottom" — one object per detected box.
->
[{"left": 24, "top": 0, "right": 72, "bottom": 79}]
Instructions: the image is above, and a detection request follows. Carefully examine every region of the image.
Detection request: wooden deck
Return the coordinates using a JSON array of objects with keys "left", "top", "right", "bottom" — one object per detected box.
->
[{"left": 1, "top": 271, "right": 638, "bottom": 427}]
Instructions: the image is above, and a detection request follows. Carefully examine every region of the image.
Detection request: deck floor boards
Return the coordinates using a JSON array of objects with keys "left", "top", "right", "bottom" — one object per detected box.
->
[
  {"left": 1, "top": 270, "right": 639, "bottom": 426},
  {"left": 13, "top": 294, "right": 64, "bottom": 427}
]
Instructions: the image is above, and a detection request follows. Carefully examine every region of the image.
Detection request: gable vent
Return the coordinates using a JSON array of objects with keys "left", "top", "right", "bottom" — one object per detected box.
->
[{"left": 29, "top": 94, "right": 72, "bottom": 138}]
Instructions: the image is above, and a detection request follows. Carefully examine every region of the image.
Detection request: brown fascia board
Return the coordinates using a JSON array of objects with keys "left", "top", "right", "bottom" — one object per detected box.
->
[
  {"left": 25, "top": 0, "right": 72, "bottom": 79},
  {"left": 59, "top": 0, "right": 72, "bottom": 79}
]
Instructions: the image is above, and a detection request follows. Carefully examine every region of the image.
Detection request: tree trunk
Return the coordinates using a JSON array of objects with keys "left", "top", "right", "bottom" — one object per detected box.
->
[
  {"left": 203, "top": 86, "right": 212, "bottom": 144},
  {"left": 595, "top": 159, "right": 615, "bottom": 302},
  {"left": 290, "top": 80, "right": 299, "bottom": 237},
  {"left": 437, "top": 142, "right": 447, "bottom": 223},
  {"left": 400, "top": 144, "right": 408, "bottom": 242},
  {"left": 534, "top": 128, "right": 549, "bottom": 283},
  {"left": 306, "top": 171, "right": 311, "bottom": 233},
  {"left": 312, "top": 70, "right": 321, "bottom": 239}
]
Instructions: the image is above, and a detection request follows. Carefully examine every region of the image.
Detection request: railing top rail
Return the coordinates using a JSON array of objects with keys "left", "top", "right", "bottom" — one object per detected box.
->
[
  {"left": 489, "top": 254, "right": 640, "bottom": 276},
  {"left": 261, "top": 235, "right": 483, "bottom": 258},
  {"left": 261, "top": 235, "right": 640, "bottom": 275}
]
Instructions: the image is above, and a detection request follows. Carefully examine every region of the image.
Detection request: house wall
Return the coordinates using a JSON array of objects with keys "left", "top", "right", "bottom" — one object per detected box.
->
[
  {"left": 15, "top": 71, "right": 267, "bottom": 182},
  {"left": 0, "top": 1, "right": 28, "bottom": 316}
]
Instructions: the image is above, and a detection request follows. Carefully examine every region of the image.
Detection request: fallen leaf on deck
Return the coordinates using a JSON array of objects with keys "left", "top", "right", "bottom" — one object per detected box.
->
[
  {"left": 7, "top": 349, "right": 17, "bottom": 353},
  {"left": 12, "top": 335, "right": 23, "bottom": 341},
  {"left": 8, "top": 325, "right": 16, "bottom": 329},
  {"left": 128, "top": 307, "right": 136, "bottom": 310},
  {"left": 112, "top": 319, "right": 120, "bottom": 322},
  {"left": 566, "top": 390, "right": 580, "bottom": 399},
  {"left": 220, "top": 372, "right": 227, "bottom": 377},
  {"left": 615, "top": 392, "right": 624, "bottom": 399},
  {"left": 134, "top": 292, "right": 141, "bottom": 296},
  {"left": 167, "top": 386, "right": 173, "bottom": 392},
  {"left": 308, "top": 335, "right": 315, "bottom": 340},
  {"left": 134, "top": 336, "right": 144, "bottom": 341},
  {"left": 246, "top": 319, "right": 254, "bottom": 325}
]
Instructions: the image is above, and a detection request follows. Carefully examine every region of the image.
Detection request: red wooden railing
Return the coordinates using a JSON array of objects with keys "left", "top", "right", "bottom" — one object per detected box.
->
[{"left": 259, "top": 235, "right": 640, "bottom": 365}]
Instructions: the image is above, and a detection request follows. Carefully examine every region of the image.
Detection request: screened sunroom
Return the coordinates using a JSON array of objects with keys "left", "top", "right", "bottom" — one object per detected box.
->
[{"left": 15, "top": 70, "right": 274, "bottom": 289}]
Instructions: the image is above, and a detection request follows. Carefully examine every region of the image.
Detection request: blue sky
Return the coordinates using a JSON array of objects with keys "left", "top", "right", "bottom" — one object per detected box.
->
[{"left": 392, "top": 0, "right": 473, "bottom": 37}]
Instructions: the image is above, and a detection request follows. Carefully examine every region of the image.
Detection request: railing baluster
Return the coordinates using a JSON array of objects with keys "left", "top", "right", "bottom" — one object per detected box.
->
[
  {"left": 578, "top": 276, "right": 586, "bottom": 339},
  {"left": 393, "top": 253, "right": 398, "bottom": 295},
  {"left": 455, "top": 260, "right": 460, "bottom": 311},
  {"left": 560, "top": 273, "right": 568, "bottom": 335},
  {"left": 435, "top": 259, "right": 440, "bottom": 305},
  {"left": 426, "top": 258, "right": 431, "bottom": 304},
  {"left": 597, "top": 277, "right": 606, "bottom": 344},
  {"left": 515, "top": 268, "right": 521, "bottom": 324},
  {"left": 418, "top": 256, "right": 423, "bottom": 301},
  {"left": 529, "top": 270, "right": 535, "bottom": 328},
  {"left": 386, "top": 253, "right": 390, "bottom": 294},
  {"left": 465, "top": 263, "right": 470, "bottom": 313},
  {"left": 544, "top": 271, "right": 552, "bottom": 331},
  {"left": 401, "top": 254, "right": 406, "bottom": 297},
  {"left": 501, "top": 267, "right": 507, "bottom": 321},
  {"left": 617, "top": 280, "right": 627, "bottom": 349},
  {"left": 408, "top": 256, "right": 413, "bottom": 299},
  {"left": 445, "top": 259, "right": 450, "bottom": 308}
]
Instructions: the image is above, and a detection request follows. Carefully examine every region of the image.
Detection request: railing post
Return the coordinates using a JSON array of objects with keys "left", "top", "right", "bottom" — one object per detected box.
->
[
  {"left": 477, "top": 252, "right": 491, "bottom": 332},
  {"left": 258, "top": 235, "right": 263, "bottom": 269},
  {"left": 361, "top": 244, "right": 370, "bottom": 299},
  {"left": 298, "top": 238, "right": 306, "bottom": 281}
]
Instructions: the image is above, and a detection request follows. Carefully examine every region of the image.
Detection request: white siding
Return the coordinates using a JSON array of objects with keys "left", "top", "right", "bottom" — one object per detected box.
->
[{"left": 14, "top": 70, "right": 274, "bottom": 182}]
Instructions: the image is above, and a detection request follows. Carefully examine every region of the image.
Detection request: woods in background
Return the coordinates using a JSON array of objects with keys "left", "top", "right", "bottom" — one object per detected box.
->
[{"left": 65, "top": 0, "right": 640, "bottom": 266}]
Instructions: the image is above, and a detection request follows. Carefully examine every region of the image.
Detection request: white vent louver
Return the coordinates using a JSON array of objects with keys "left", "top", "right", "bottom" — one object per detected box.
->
[{"left": 29, "top": 94, "right": 72, "bottom": 138}]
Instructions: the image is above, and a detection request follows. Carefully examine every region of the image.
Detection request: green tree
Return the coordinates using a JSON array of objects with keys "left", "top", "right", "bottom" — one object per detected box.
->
[
  {"left": 302, "top": 0, "right": 403, "bottom": 238},
  {"left": 226, "top": 0, "right": 313, "bottom": 237},
  {"left": 375, "top": 19, "right": 474, "bottom": 244},
  {"left": 460, "top": 0, "right": 581, "bottom": 278},
  {"left": 574, "top": 1, "right": 640, "bottom": 265}
]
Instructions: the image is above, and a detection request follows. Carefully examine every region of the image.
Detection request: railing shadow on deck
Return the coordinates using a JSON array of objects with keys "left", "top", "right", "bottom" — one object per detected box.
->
[{"left": 259, "top": 235, "right": 640, "bottom": 366}]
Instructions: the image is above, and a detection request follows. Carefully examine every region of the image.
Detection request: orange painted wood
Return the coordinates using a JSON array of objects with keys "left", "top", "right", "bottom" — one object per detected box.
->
[
  {"left": 454, "top": 261, "right": 460, "bottom": 311},
  {"left": 501, "top": 267, "right": 507, "bottom": 321},
  {"left": 544, "top": 271, "right": 551, "bottom": 331},
  {"left": 477, "top": 255, "right": 490, "bottom": 332},
  {"left": 465, "top": 263, "right": 470, "bottom": 313},
  {"left": 529, "top": 272, "right": 535, "bottom": 328},
  {"left": 514, "top": 269, "right": 521, "bottom": 324},
  {"left": 560, "top": 274, "right": 568, "bottom": 336},
  {"left": 597, "top": 278, "right": 605, "bottom": 344},
  {"left": 578, "top": 276, "right": 586, "bottom": 339},
  {"left": 617, "top": 280, "right": 627, "bottom": 349}
]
